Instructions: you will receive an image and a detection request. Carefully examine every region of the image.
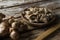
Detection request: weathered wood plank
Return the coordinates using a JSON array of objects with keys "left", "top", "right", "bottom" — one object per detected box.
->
[
  {"left": 0, "top": 1, "right": 59, "bottom": 17},
  {"left": 34, "top": 22, "right": 60, "bottom": 40},
  {"left": 0, "top": 0, "right": 43, "bottom": 9}
]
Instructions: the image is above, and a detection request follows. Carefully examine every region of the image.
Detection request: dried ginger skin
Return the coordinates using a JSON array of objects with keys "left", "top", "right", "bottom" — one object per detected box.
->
[
  {"left": 0, "top": 13, "right": 10, "bottom": 37},
  {"left": 10, "top": 30, "right": 20, "bottom": 40},
  {"left": 0, "top": 13, "right": 5, "bottom": 18},
  {"left": 11, "top": 20, "right": 28, "bottom": 32},
  {"left": 0, "top": 13, "right": 6, "bottom": 23},
  {"left": 0, "top": 21, "right": 9, "bottom": 37},
  {"left": 10, "top": 20, "right": 28, "bottom": 40}
]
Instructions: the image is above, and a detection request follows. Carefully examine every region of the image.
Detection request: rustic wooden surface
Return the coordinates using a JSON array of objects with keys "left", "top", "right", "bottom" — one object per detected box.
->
[{"left": 0, "top": 0, "right": 60, "bottom": 40}]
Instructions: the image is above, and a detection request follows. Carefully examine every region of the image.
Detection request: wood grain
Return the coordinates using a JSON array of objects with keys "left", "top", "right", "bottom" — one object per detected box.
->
[{"left": 34, "top": 22, "right": 60, "bottom": 40}]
